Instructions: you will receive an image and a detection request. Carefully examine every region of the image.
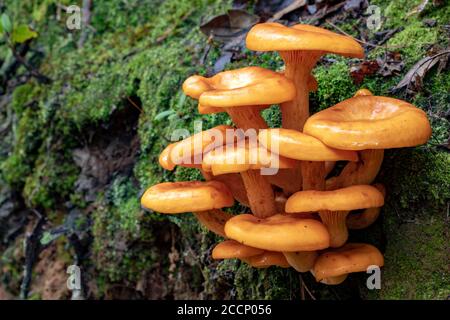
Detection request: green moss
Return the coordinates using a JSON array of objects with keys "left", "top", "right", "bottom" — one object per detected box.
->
[
  {"left": 22, "top": 152, "right": 78, "bottom": 209},
  {"left": 311, "top": 58, "right": 358, "bottom": 111}
]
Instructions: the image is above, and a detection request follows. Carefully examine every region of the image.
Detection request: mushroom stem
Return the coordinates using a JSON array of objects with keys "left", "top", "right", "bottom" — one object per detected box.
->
[
  {"left": 223, "top": 108, "right": 277, "bottom": 218},
  {"left": 240, "top": 170, "right": 277, "bottom": 218},
  {"left": 326, "top": 150, "right": 384, "bottom": 190},
  {"left": 278, "top": 52, "right": 321, "bottom": 194},
  {"left": 225, "top": 106, "right": 268, "bottom": 131},
  {"left": 267, "top": 167, "right": 302, "bottom": 194},
  {"left": 318, "top": 210, "right": 350, "bottom": 248},
  {"left": 284, "top": 251, "right": 318, "bottom": 272},
  {"left": 193, "top": 210, "right": 234, "bottom": 238},
  {"left": 301, "top": 161, "right": 326, "bottom": 191},
  {"left": 279, "top": 51, "right": 321, "bottom": 131}
]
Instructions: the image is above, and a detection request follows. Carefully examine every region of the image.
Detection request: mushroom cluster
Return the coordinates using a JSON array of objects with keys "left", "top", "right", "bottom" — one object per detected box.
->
[{"left": 140, "top": 23, "right": 432, "bottom": 286}]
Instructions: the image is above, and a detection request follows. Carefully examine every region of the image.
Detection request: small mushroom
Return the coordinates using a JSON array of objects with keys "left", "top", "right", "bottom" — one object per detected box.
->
[
  {"left": 245, "top": 251, "right": 290, "bottom": 268},
  {"left": 141, "top": 181, "right": 234, "bottom": 214},
  {"left": 183, "top": 66, "right": 296, "bottom": 130},
  {"left": 313, "top": 243, "right": 384, "bottom": 285},
  {"left": 193, "top": 209, "right": 234, "bottom": 238},
  {"left": 203, "top": 141, "right": 297, "bottom": 218},
  {"left": 285, "top": 185, "right": 384, "bottom": 247},
  {"left": 347, "top": 184, "right": 386, "bottom": 230},
  {"left": 212, "top": 240, "right": 264, "bottom": 260},
  {"left": 246, "top": 23, "right": 363, "bottom": 131},
  {"left": 224, "top": 213, "right": 330, "bottom": 252},
  {"left": 159, "top": 125, "right": 235, "bottom": 170}
]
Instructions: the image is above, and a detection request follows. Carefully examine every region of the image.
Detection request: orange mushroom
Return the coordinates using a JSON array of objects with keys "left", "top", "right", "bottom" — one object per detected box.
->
[
  {"left": 224, "top": 213, "right": 330, "bottom": 252},
  {"left": 246, "top": 23, "right": 363, "bottom": 131},
  {"left": 159, "top": 125, "right": 235, "bottom": 170},
  {"left": 313, "top": 243, "right": 384, "bottom": 285},
  {"left": 285, "top": 185, "right": 384, "bottom": 247},
  {"left": 303, "top": 96, "right": 432, "bottom": 151},
  {"left": 247, "top": 24, "right": 363, "bottom": 194},
  {"left": 140, "top": 181, "right": 234, "bottom": 214},
  {"left": 347, "top": 184, "right": 386, "bottom": 230},
  {"left": 183, "top": 66, "right": 296, "bottom": 130},
  {"left": 212, "top": 240, "right": 264, "bottom": 260}
]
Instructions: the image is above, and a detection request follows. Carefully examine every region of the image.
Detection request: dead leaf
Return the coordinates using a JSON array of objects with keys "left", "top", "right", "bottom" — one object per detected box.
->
[
  {"left": 392, "top": 49, "right": 450, "bottom": 92},
  {"left": 350, "top": 60, "right": 380, "bottom": 84},
  {"left": 344, "top": 0, "right": 368, "bottom": 12},
  {"left": 377, "top": 51, "right": 404, "bottom": 77},
  {"left": 201, "top": 9, "right": 260, "bottom": 73},
  {"left": 200, "top": 9, "right": 259, "bottom": 43}
]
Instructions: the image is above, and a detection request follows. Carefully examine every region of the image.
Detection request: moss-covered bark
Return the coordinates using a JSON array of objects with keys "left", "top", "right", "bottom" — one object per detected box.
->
[{"left": 0, "top": 0, "right": 448, "bottom": 299}]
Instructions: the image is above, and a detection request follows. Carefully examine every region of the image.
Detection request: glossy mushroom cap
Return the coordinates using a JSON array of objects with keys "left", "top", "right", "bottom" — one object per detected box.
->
[
  {"left": 258, "top": 128, "right": 358, "bottom": 162},
  {"left": 313, "top": 243, "right": 384, "bottom": 281},
  {"left": 246, "top": 23, "right": 364, "bottom": 58},
  {"left": 182, "top": 66, "right": 296, "bottom": 108},
  {"left": 304, "top": 96, "right": 432, "bottom": 150},
  {"left": 141, "top": 181, "right": 234, "bottom": 214},
  {"left": 212, "top": 240, "right": 264, "bottom": 259},
  {"left": 286, "top": 185, "right": 384, "bottom": 213},
  {"left": 159, "top": 125, "right": 235, "bottom": 170},
  {"left": 224, "top": 214, "right": 330, "bottom": 252},
  {"left": 202, "top": 142, "right": 298, "bottom": 175}
]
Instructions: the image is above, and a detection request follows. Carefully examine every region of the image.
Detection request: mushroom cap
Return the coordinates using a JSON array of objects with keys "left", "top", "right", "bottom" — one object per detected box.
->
[
  {"left": 258, "top": 128, "right": 358, "bottom": 162},
  {"left": 246, "top": 23, "right": 364, "bottom": 58},
  {"left": 303, "top": 96, "right": 432, "bottom": 150},
  {"left": 141, "top": 181, "right": 234, "bottom": 214},
  {"left": 212, "top": 240, "right": 264, "bottom": 259},
  {"left": 182, "top": 66, "right": 296, "bottom": 108},
  {"left": 202, "top": 142, "right": 298, "bottom": 175},
  {"left": 224, "top": 214, "right": 330, "bottom": 252},
  {"left": 246, "top": 251, "right": 290, "bottom": 268},
  {"left": 313, "top": 243, "right": 384, "bottom": 281},
  {"left": 286, "top": 185, "right": 384, "bottom": 213},
  {"left": 159, "top": 125, "right": 234, "bottom": 170}
]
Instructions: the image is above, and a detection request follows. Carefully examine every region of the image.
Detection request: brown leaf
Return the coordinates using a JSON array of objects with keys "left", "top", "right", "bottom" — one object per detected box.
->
[
  {"left": 200, "top": 9, "right": 259, "bottom": 43},
  {"left": 392, "top": 49, "right": 450, "bottom": 92},
  {"left": 377, "top": 51, "right": 404, "bottom": 77},
  {"left": 350, "top": 60, "right": 380, "bottom": 84}
]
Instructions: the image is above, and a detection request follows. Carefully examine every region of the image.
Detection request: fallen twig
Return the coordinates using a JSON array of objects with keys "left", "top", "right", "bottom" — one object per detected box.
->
[{"left": 20, "top": 209, "right": 45, "bottom": 299}]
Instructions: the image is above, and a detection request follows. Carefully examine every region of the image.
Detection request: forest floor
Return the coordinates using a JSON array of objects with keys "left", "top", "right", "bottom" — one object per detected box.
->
[{"left": 0, "top": 0, "right": 449, "bottom": 300}]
